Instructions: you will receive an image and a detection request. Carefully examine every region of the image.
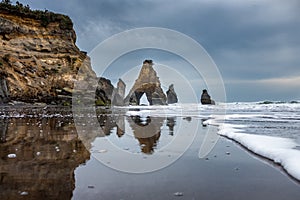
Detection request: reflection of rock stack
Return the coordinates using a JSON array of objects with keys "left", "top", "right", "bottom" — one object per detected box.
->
[
  {"left": 124, "top": 60, "right": 167, "bottom": 105},
  {"left": 116, "top": 115, "right": 125, "bottom": 137},
  {"left": 167, "top": 117, "right": 176, "bottom": 135},
  {"left": 0, "top": 118, "right": 8, "bottom": 143},
  {"left": 127, "top": 115, "right": 164, "bottom": 154}
]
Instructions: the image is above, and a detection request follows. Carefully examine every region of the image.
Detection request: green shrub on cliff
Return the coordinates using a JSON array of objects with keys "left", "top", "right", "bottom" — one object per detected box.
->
[
  {"left": 1, "top": 0, "right": 11, "bottom": 5},
  {"left": 0, "top": 1, "right": 73, "bottom": 29}
]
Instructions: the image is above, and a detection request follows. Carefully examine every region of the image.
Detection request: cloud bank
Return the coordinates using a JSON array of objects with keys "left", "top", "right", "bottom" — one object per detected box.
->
[{"left": 17, "top": 0, "right": 300, "bottom": 101}]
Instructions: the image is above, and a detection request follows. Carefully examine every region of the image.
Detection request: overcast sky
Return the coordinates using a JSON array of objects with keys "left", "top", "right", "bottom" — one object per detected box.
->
[{"left": 16, "top": 0, "right": 300, "bottom": 102}]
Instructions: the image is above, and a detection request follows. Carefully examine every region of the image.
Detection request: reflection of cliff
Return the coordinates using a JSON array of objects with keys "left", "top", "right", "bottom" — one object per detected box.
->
[{"left": 0, "top": 118, "right": 90, "bottom": 200}]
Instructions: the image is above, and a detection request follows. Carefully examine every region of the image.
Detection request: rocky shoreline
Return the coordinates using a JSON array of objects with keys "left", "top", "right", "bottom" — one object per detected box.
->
[{"left": 0, "top": 3, "right": 180, "bottom": 107}]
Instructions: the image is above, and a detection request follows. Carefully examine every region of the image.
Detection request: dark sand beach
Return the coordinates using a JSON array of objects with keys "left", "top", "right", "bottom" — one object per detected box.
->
[
  {"left": 73, "top": 125, "right": 300, "bottom": 200},
  {"left": 1, "top": 106, "right": 300, "bottom": 200},
  {"left": 1, "top": 1, "right": 299, "bottom": 199}
]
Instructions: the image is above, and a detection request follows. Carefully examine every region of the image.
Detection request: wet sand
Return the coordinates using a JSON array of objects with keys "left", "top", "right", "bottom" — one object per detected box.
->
[
  {"left": 73, "top": 126, "right": 300, "bottom": 200},
  {"left": 1, "top": 106, "right": 299, "bottom": 199}
]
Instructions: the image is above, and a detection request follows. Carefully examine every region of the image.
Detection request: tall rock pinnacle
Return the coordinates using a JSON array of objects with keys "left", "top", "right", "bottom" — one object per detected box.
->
[
  {"left": 166, "top": 84, "right": 178, "bottom": 104},
  {"left": 124, "top": 60, "right": 167, "bottom": 105}
]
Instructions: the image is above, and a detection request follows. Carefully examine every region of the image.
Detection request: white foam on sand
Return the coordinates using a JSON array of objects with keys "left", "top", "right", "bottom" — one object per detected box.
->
[
  {"left": 217, "top": 123, "right": 300, "bottom": 181},
  {"left": 125, "top": 103, "right": 300, "bottom": 182},
  {"left": 202, "top": 102, "right": 300, "bottom": 181}
]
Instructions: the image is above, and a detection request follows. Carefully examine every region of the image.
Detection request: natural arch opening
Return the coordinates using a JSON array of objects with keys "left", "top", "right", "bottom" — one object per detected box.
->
[
  {"left": 124, "top": 60, "right": 167, "bottom": 105},
  {"left": 140, "top": 93, "right": 150, "bottom": 106}
]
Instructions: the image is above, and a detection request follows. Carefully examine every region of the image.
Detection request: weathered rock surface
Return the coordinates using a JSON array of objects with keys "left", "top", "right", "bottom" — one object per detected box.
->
[
  {"left": 0, "top": 73, "right": 10, "bottom": 104},
  {"left": 112, "top": 78, "right": 126, "bottom": 106},
  {"left": 200, "top": 89, "right": 215, "bottom": 105},
  {"left": 95, "top": 77, "right": 114, "bottom": 106},
  {"left": 124, "top": 60, "right": 167, "bottom": 105},
  {"left": 166, "top": 84, "right": 178, "bottom": 104},
  {"left": 0, "top": 3, "right": 97, "bottom": 104}
]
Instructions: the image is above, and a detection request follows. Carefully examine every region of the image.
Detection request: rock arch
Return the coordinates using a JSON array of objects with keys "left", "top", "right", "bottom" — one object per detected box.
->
[{"left": 124, "top": 60, "right": 167, "bottom": 105}]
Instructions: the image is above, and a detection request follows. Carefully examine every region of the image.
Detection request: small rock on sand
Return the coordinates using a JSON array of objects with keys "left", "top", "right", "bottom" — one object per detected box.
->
[
  {"left": 173, "top": 192, "right": 184, "bottom": 197},
  {"left": 19, "top": 191, "right": 28, "bottom": 196},
  {"left": 8, "top": 154, "right": 16, "bottom": 158}
]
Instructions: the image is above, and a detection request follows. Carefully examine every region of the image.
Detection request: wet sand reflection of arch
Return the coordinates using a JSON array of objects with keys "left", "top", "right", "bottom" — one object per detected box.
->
[
  {"left": 127, "top": 115, "right": 164, "bottom": 154},
  {"left": 95, "top": 111, "right": 177, "bottom": 154}
]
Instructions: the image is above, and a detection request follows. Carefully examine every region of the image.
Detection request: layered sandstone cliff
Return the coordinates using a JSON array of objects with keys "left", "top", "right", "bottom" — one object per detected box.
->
[{"left": 0, "top": 3, "right": 97, "bottom": 104}]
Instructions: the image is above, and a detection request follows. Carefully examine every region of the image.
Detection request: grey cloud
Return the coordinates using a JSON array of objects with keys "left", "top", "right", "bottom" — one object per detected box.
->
[{"left": 15, "top": 0, "right": 300, "bottom": 101}]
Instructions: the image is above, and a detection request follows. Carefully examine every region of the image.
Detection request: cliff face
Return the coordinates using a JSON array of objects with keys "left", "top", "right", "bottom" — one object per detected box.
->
[{"left": 0, "top": 5, "right": 97, "bottom": 104}]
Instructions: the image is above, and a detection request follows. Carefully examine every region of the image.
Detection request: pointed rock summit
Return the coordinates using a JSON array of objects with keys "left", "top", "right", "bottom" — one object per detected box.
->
[
  {"left": 112, "top": 78, "right": 126, "bottom": 106},
  {"left": 201, "top": 89, "right": 215, "bottom": 105},
  {"left": 124, "top": 60, "right": 167, "bottom": 105},
  {"left": 166, "top": 84, "right": 178, "bottom": 104}
]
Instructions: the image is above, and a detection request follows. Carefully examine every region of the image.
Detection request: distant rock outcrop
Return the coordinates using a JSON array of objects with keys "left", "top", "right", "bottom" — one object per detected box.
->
[
  {"left": 201, "top": 89, "right": 215, "bottom": 105},
  {"left": 166, "top": 84, "right": 178, "bottom": 104},
  {"left": 112, "top": 78, "right": 126, "bottom": 106},
  {"left": 124, "top": 60, "right": 167, "bottom": 105},
  {"left": 95, "top": 77, "right": 114, "bottom": 106}
]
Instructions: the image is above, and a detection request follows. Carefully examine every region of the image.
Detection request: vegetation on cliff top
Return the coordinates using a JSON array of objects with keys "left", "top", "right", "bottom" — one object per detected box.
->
[{"left": 0, "top": 0, "right": 73, "bottom": 29}]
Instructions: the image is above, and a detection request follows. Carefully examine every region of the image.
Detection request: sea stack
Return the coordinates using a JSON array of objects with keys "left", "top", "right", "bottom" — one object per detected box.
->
[
  {"left": 112, "top": 78, "right": 126, "bottom": 106},
  {"left": 201, "top": 89, "right": 215, "bottom": 105},
  {"left": 166, "top": 84, "right": 178, "bottom": 104},
  {"left": 124, "top": 60, "right": 167, "bottom": 105}
]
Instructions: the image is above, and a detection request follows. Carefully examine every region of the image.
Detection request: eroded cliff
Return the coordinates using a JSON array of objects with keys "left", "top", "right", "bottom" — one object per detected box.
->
[{"left": 0, "top": 3, "right": 97, "bottom": 104}]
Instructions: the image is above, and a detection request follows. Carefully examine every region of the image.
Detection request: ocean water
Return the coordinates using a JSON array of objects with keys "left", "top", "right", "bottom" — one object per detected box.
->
[
  {"left": 125, "top": 101, "right": 300, "bottom": 142},
  {"left": 222, "top": 102, "right": 300, "bottom": 140}
]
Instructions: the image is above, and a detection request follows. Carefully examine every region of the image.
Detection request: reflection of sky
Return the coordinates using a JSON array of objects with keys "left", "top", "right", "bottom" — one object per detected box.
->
[{"left": 17, "top": 0, "right": 300, "bottom": 102}]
